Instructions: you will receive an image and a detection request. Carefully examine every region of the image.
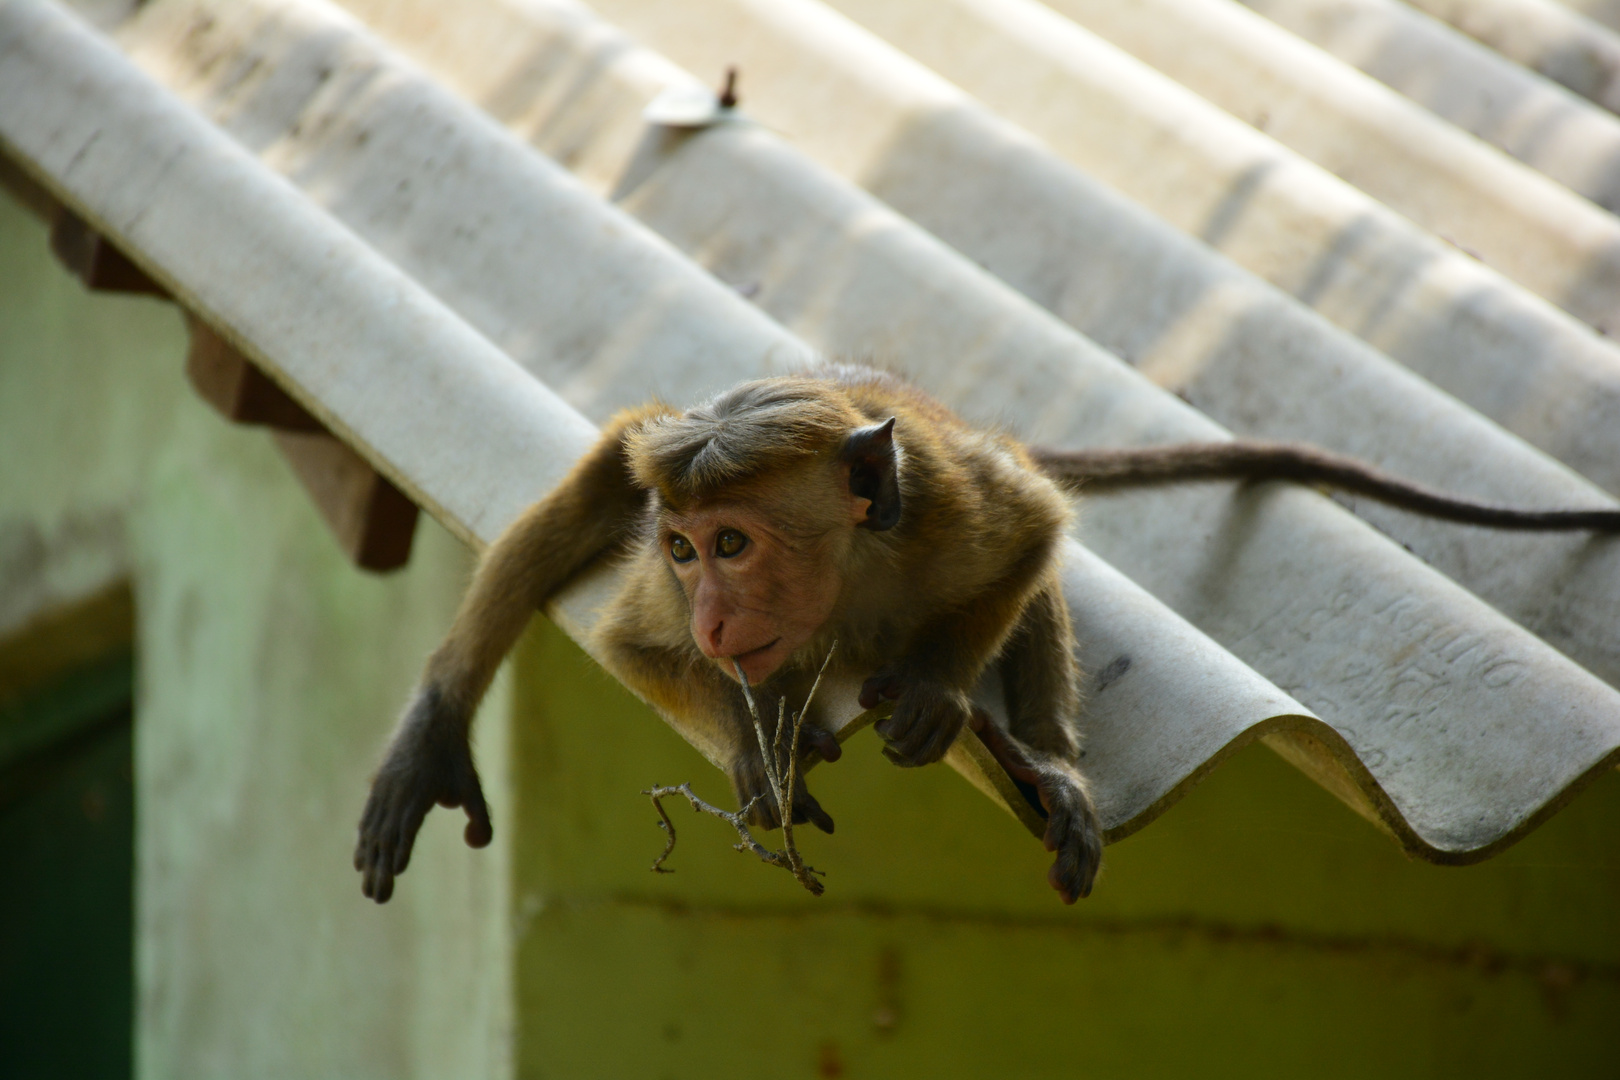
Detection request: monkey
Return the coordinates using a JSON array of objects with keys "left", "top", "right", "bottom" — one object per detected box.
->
[{"left": 354, "top": 365, "right": 1620, "bottom": 906}]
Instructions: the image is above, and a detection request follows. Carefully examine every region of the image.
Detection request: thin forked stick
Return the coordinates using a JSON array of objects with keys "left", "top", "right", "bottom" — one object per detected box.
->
[
  {"left": 732, "top": 660, "right": 807, "bottom": 891},
  {"left": 640, "top": 643, "right": 840, "bottom": 896},
  {"left": 780, "top": 643, "right": 838, "bottom": 881},
  {"left": 642, "top": 784, "right": 794, "bottom": 875},
  {"left": 777, "top": 696, "right": 799, "bottom": 880},
  {"left": 733, "top": 667, "right": 782, "bottom": 815}
]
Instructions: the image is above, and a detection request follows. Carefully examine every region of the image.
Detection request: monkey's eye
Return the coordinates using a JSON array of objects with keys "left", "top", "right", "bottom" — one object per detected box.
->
[
  {"left": 670, "top": 535, "right": 697, "bottom": 563},
  {"left": 715, "top": 529, "right": 749, "bottom": 558}
]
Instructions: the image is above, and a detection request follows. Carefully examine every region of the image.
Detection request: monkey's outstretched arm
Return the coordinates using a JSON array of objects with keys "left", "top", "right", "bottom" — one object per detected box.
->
[
  {"left": 426, "top": 404, "right": 671, "bottom": 711},
  {"left": 1031, "top": 441, "right": 1620, "bottom": 530},
  {"left": 355, "top": 406, "right": 669, "bottom": 903}
]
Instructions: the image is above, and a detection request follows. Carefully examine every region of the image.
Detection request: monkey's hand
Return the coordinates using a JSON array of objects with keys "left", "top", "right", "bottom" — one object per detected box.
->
[
  {"left": 971, "top": 713, "right": 1102, "bottom": 902},
  {"left": 728, "top": 735, "right": 838, "bottom": 835},
  {"left": 355, "top": 688, "right": 492, "bottom": 904},
  {"left": 860, "top": 671, "right": 972, "bottom": 767}
]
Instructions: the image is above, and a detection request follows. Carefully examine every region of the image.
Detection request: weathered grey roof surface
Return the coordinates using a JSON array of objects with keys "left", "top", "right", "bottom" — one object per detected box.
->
[
  {"left": 1409, "top": 0, "right": 1620, "bottom": 116},
  {"left": 3, "top": 0, "right": 1618, "bottom": 861},
  {"left": 1237, "top": 0, "right": 1620, "bottom": 212}
]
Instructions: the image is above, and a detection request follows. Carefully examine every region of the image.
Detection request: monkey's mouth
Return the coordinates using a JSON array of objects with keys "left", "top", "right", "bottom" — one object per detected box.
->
[{"left": 726, "top": 638, "right": 782, "bottom": 681}]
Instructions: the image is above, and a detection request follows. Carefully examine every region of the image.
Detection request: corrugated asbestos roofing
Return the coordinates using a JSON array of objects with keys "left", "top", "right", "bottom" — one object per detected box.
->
[{"left": 2, "top": 0, "right": 1618, "bottom": 861}]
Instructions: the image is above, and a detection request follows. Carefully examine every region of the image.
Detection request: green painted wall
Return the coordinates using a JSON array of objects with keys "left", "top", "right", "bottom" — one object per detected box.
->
[
  {"left": 509, "top": 623, "right": 1620, "bottom": 1079},
  {"left": 3, "top": 185, "right": 1617, "bottom": 1080}
]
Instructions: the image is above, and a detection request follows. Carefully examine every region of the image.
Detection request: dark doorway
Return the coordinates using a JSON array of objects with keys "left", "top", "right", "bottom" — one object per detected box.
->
[{"left": 0, "top": 653, "right": 135, "bottom": 1079}]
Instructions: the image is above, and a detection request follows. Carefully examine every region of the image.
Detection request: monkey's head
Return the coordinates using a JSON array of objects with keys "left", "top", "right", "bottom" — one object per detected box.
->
[{"left": 626, "top": 377, "right": 902, "bottom": 684}]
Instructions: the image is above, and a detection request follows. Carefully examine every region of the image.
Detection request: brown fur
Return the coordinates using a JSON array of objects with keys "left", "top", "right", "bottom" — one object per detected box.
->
[{"left": 355, "top": 367, "right": 1102, "bottom": 903}]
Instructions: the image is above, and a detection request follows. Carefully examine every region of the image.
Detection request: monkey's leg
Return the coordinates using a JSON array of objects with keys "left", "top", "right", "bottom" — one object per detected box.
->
[
  {"left": 356, "top": 407, "right": 665, "bottom": 902},
  {"left": 973, "top": 714, "right": 1101, "bottom": 902},
  {"left": 997, "top": 579, "right": 1082, "bottom": 761},
  {"left": 990, "top": 581, "right": 1102, "bottom": 903}
]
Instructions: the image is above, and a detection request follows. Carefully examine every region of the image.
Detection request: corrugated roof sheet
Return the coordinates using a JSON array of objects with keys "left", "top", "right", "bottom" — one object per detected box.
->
[
  {"left": 1237, "top": 0, "right": 1620, "bottom": 212},
  {"left": 3, "top": 0, "right": 1618, "bottom": 863},
  {"left": 1409, "top": 0, "right": 1620, "bottom": 116},
  {"left": 1034, "top": 0, "right": 1620, "bottom": 333}
]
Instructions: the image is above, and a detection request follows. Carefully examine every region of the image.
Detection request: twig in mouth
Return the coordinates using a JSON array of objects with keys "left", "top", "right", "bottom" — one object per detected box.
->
[{"left": 641, "top": 643, "right": 839, "bottom": 895}]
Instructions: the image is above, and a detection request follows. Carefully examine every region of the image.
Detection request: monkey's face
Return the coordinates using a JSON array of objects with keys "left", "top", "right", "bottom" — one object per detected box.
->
[{"left": 661, "top": 497, "right": 859, "bottom": 685}]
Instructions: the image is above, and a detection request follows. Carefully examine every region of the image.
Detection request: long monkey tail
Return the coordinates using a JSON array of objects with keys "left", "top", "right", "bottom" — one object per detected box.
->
[
  {"left": 1029, "top": 440, "right": 1620, "bottom": 532},
  {"left": 424, "top": 404, "right": 673, "bottom": 709}
]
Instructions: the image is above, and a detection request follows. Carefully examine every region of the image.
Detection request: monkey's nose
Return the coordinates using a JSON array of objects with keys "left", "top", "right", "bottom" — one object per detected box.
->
[{"left": 701, "top": 620, "right": 726, "bottom": 657}]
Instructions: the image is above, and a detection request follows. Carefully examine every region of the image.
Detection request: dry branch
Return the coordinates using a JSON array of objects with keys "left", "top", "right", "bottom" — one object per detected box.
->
[{"left": 641, "top": 643, "right": 839, "bottom": 896}]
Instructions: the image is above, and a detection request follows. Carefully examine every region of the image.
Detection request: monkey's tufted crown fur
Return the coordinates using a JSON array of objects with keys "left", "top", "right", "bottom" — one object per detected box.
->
[{"left": 625, "top": 376, "right": 865, "bottom": 502}]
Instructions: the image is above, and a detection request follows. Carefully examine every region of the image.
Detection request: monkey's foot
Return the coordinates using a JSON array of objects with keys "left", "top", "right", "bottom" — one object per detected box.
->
[
  {"left": 355, "top": 688, "right": 491, "bottom": 903},
  {"left": 971, "top": 714, "right": 1102, "bottom": 903},
  {"left": 860, "top": 672, "right": 972, "bottom": 767},
  {"left": 729, "top": 748, "right": 836, "bottom": 834}
]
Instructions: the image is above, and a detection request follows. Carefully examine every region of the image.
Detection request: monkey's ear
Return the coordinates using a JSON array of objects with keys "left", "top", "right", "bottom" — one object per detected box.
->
[{"left": 843, "top": 417, "right": 902, "bottom": 531}]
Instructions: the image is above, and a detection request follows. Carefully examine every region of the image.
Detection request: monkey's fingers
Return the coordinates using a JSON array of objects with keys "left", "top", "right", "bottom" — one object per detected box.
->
[
  {"left": 355, "top": 766, "right": 439, "bottom": 902},
  {"left": 368, "top": 859, "right": 397, "bottom": 904},
  {"left": 904, "top": 712, "right": 966, "bottom": 765},
  {"left": 370, "top": 854, "right": 400, "bottom": 906},
  {"left": 872, "top": 692, "right": 919, "bottom": 748},
  {"left": 748, "top": 796, "right": 784, "bottom": 831},
  {"left": 740, "top": 785, "right": 784, "bottom": 830},
  {"left": 878, "top": 687, "right": 968, "bottom": 767},
  {"left": 391, "top": 792, "right": 436, "bottom": 875},
  {"left": 433, "top": 764, "right": 494, "bottom": 849},
  {"left": 368, "top": 801, "right": 424, "bottom": 902},
  {"left": 1048, "top": 856, "right": 1083, "bottom": 904},
  {"left": 858, "top": 673, "right": 904, "bottom": 710},
  {"left": 460, "top": 776, "right": 494, "bottom": 848},
  {"left": 359, "top": 827, "right": 398, "bottom": 904},
  {"left": 791, "top": 787, "right": 836, "bottom": 834},
  {"left": 730, "top": 761, "right": 783, "bottom": 830},
  {"left": 1046, "top": 820, "right": 1101, "bottom": 903},
  {"left": 800, "top": 724, "right": 842, "bottom": 763},
  {"left": 1042, "top": 788, "right": 1102, "bottom": 903},
  {"left": 354, "top": 792, "right": 386, "bottom": 872},
  {"left": 356, "top": 786, "right": 402, "bottom": 902}
]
